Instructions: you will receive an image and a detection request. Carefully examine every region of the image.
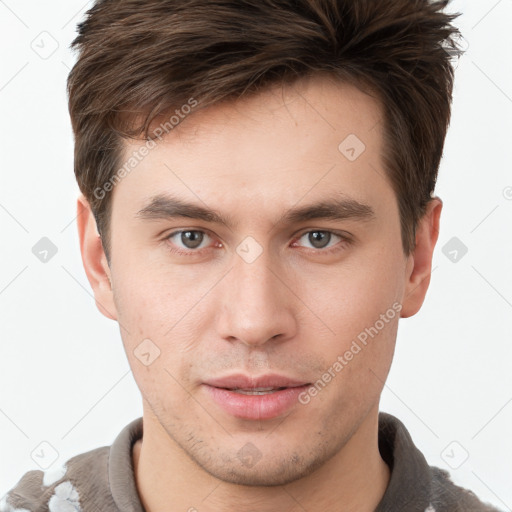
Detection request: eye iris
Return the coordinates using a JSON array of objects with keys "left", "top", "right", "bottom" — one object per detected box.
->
[
  {"left": 181, "top": 231, "right": 203, "bottom": 249},
  {"left": 308, "top": 231, "right": 330, "bottom": 249}
]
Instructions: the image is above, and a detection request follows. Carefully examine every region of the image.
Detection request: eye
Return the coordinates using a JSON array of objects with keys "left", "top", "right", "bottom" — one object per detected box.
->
[
  {"left": 163, "top": 229, "right": 349, "bottom": 256},
  {"left": 293, "top": 230, "right": 349, "bottom": 252},
  {"left": 166, "top": 230, "right": 214, "bottom": 253}
]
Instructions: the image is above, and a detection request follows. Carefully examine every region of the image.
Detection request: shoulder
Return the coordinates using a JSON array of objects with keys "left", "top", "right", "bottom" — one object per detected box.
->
[
  {"left": 1, "top": 445, "right": 109, "bottom": 512},
  {"left": 377, "top": 412, "right": 503, "bottom": 512},
  {"left": 429, "top": 465, "right": 503, "bottom": 512}
]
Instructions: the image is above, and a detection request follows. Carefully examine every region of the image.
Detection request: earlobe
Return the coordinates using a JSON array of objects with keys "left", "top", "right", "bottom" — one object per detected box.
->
[
  {"left": 400, "top": 197, "right": 442, "bottom": 318},
  {"left": 76, "top": 194, "right": 118, "bottom": 321}
]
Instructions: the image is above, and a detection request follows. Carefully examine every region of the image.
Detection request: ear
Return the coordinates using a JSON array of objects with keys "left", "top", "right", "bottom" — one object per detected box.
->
[
  {"left": 400, "top": 197, "right": 442, "bottom": 318},
  {"left": 76, "top": 194, "right": 118, "bottom": 321}
]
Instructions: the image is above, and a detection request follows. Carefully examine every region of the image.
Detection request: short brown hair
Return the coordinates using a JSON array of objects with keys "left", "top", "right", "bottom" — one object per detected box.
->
[{"left": 67, "top": 0, "right": 463, "bottom": 263}]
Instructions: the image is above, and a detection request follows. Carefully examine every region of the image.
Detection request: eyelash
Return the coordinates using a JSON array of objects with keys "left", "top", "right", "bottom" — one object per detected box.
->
[{"left": 163, "top": 229, "right": 352, "bottom": 257}]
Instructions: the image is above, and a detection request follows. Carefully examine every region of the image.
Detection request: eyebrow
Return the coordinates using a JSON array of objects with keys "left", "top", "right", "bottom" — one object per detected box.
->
[{"left": 134, "top": 193, "right": 376, "bottom": 228}]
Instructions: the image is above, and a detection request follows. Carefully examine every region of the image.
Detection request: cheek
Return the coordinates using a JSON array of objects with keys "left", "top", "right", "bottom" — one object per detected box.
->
[
  {"left": 112, "top": 276, "right": 195, "bottom": 408},
  {"left": 295, "top": 244, "right": 403, "bottom": 401},
  {"left": 111, "top": 266, "right": 213, "bottom": 385},
  {"left": 112, "top": 258, "right": 203, "bottom": 333},
  {"left": 301, "top": 251, "right": 404, "bottom": 339}
]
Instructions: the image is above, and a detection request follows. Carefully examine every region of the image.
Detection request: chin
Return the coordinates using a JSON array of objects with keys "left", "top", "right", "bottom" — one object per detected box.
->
[{"left": 194, "top": 448, "right": 328, "bottom": 487}]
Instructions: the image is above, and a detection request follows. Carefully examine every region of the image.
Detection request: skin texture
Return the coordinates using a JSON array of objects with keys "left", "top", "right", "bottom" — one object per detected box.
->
[{"left": 77, "top": 74, "right": 441, "bottom": 512}]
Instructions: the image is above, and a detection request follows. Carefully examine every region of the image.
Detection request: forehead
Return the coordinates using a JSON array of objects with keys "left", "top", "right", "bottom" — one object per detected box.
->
[{"left": 112, "top": 74, "right": 392, "bottom": 221}]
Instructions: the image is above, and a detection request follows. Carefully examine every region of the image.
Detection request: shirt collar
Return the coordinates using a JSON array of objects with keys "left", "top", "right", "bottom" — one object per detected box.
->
[
  {"left": 108, "top": 412, "right": 433, "bottom": 512},
  {"left": 375, "top": 412, "right": 433, "bottom": 511}
]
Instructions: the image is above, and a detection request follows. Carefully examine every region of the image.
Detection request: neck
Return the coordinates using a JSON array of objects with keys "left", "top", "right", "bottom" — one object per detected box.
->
[{"left": 133, "top": 404, "right": 390, "bottom": 512}]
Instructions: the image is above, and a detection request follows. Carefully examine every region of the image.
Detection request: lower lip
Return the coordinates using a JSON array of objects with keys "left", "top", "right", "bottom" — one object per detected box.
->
[{"left": 203, "top": 384, "right": 310, "bottom": 420}]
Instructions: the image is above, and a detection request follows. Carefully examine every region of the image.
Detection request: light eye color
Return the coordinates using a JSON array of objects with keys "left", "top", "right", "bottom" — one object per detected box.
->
[
  {"left": 296, "top": 231, "right": 344, "bottom": 250},
  {"left": 167, "top": 230, "right": 212, "bottom": 251},
  {"left": 164, "top": 229, "right": 349, "bottom": 256}
]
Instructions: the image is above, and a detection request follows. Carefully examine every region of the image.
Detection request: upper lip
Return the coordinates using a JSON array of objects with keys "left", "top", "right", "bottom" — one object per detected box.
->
[{"left": 204, "top": 373, "right": 310, "bottom": 390}]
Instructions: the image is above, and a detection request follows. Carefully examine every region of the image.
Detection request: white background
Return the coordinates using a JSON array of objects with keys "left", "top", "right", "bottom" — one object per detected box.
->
[{"left": 0, "top": 0, "right": 511, "bottom": 509}]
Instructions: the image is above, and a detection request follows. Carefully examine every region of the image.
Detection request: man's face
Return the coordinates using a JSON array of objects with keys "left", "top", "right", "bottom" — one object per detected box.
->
[{"left": 100, "top": 75, "right": 414, "bottom": 485}]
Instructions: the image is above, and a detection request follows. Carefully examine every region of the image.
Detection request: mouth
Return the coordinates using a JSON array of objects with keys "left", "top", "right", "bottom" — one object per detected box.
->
[
  {"left": 202, "top": 374, "right": 311, "bottom": 420},
  {"left": 225, "top": 386, "right": 288, "bottom": 395},
  {"left": 203, "top": 373, "right": 310, "bottom": 390}
]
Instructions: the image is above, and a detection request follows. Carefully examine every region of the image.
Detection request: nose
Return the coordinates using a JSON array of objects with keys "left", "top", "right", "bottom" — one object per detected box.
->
[{"left": 215, "top": 246, "right": 298, "bottom": 347}]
